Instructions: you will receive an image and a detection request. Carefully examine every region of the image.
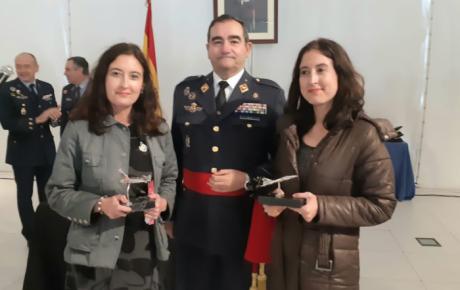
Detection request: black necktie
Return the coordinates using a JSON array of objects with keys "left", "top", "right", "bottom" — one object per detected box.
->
[
  {"left": 74, "top": 85, "right": 81, "bottom": 99},
  {"left": 29, "top": 84, "right": 38, "bottom": 99},
  {"left": 215, "top": 81, "right": 229, "bottom": 111}
]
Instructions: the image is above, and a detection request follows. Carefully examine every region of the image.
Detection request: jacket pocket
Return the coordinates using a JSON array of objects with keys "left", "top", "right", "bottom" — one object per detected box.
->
[
  {"left": 81, "top": 152, "right": 103, "bottom": 189},
  {"left": 66, "top": 223, "right": 100, "bottom": 252}
]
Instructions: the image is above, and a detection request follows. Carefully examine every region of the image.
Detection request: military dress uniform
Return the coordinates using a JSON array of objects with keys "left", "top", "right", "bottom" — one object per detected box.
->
[
  {"left": 172, "top": 71, "right": 285, "bottom": 290},
  {"left": 0, "top": 78, "right": 57, "bottom": 240},
  {"left": 60, "top": 83, "right": 82, "bottom": 135}
]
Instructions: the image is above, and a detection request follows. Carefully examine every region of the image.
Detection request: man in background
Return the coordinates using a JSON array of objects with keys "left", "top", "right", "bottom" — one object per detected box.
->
[
  {"left": 0, "top": 52, "right": 60, "bottom": 243},
  {"left": 60, "top": 56, "right": 90, "bottom": 135}
]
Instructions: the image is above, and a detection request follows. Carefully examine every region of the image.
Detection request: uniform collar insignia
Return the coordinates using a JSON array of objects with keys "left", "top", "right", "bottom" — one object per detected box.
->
[{"left": 239, "top": 83, "right": 249, "bottom": 93}]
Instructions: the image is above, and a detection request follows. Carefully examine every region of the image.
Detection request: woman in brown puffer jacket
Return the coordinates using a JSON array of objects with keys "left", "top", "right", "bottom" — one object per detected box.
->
[{"left": 264, "top": 38, "right": 397, "bottom": 290}]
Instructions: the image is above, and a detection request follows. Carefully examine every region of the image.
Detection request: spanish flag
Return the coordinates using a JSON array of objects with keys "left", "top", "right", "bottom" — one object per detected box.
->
[{"left": 143, "top": 0, "right": 159, "bottom": 91}]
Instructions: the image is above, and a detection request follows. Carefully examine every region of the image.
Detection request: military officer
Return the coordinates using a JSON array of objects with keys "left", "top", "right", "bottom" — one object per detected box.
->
[
  {"left": 0, "top": 52, "right": 61, "bottom": 242},
  {"left": 60, "top": 56, "right": 90, "bottom": 135},
  {"left": 171, "top": 14, "right": 285, "bottom": 290}
]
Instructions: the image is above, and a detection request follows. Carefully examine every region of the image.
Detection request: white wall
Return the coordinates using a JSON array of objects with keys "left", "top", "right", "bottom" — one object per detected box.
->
[{"left": 0, "top": 0, "right": 458, "bottom": 192}]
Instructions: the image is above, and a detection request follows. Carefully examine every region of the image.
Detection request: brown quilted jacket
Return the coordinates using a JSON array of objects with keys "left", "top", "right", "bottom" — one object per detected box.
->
[{"left": 268, "top": 113, "right": 397, "bottom": 290}]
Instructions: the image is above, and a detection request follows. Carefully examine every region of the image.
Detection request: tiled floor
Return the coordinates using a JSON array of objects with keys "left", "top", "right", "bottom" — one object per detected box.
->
[{"left": 0, "top": 178, "right": 459, "bottom": 290}]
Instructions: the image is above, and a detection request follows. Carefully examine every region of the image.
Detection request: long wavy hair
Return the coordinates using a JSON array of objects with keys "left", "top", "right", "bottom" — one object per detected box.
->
[
  {"left": 285, "top": 38, "right": 364, "bottom": 135},
  {"left": 71, "top": 42, "right": 163, "bottom": 136}
]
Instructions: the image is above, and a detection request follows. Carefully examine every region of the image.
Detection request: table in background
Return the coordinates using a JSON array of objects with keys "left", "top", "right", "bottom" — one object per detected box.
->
[{"left": 384, "top": 141, "right": 415, "bottom": 201}]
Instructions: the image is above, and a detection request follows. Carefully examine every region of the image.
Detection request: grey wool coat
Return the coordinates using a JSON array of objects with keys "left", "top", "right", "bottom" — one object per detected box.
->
[{"left": 46, "top": 117, "right": 178, "bottom": 269}]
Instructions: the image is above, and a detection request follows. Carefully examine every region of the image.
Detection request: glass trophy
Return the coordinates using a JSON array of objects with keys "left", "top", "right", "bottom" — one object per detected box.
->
[{"left": 118, "top": 169, "right": 155, "bottom": 212}]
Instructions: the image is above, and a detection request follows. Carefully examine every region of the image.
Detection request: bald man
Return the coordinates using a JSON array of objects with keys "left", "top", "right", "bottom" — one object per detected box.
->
[{"left": 0, "top": 52, "right": 61, "bottom": 242}]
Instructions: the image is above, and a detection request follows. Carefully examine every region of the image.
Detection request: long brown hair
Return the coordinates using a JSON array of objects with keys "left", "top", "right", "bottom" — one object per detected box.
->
[
  {"left": 71, "top": 42, "right": 163, "bottom": 136},
  {"left": 285, "top": 38, "right": 364, "bottom": 135}
]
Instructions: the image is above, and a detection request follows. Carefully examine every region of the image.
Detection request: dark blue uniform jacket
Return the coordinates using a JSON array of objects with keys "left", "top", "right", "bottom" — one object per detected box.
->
[
  {"left": 172, "top": 71, "right": 285, "bottom": 256},
  {"left": 0, "top": 78, "right": 57, "bottom": 166}
]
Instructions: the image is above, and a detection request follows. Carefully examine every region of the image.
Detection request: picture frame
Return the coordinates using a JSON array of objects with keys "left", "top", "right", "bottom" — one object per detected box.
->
[{"left": 213, "top": 0, "right": 278, "bottom": 44}]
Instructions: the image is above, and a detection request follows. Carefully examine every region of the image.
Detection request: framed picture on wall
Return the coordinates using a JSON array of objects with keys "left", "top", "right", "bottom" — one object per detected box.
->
[{"left": 213, "top": 0, "right": 278, "bottom": 44}]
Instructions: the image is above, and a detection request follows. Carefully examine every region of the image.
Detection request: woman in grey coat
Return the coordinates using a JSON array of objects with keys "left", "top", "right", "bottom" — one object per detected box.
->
[{"left": 46, "top": 43, "right": 178, "bottom": 290}]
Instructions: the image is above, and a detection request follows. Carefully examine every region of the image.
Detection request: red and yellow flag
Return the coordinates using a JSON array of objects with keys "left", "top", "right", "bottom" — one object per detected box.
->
[{"left": 143, "top": 0, "right": 159, "bottom": 91}]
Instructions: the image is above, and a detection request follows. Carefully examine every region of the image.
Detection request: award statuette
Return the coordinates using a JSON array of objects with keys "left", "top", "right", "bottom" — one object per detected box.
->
[
  {"left": 247, "top": 175, "right": 306, "bottom": 208},
  {"left": 118, "top": 169, "right": 155, "bottom": 212}
]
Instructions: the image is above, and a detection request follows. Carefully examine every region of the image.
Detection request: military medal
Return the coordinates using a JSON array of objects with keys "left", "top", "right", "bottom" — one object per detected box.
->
[
  {"left": 188, "top": 92, "right": 196, "bottom": 100},
  {"left": 20, "top": 108, "right": 27, "bottom": 115},
  {"left": 239, "top": 83, "right": 249, "bottom": 93},
  {"left": 252, "top": 92, "right": 259, "bottom": 99},
  {"left": 138, "top": 141, "right": 148, "bottom": 152},
  {"left": 200, "top": 83, "right": 209, "bottom": 93}
]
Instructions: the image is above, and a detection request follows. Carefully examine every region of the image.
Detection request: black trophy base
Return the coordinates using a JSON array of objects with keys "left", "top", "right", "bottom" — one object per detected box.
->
[{"left": 257, "top": 196, "right": 306, "bottom": 208}]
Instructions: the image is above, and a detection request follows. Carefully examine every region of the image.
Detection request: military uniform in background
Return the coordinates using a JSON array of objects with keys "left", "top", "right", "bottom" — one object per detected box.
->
[
  {"left": 60, "top": 83, "right": 81, "bottom": 135},
  {"left": 0, "top": 78, "right": 57, "bottom": 240}
]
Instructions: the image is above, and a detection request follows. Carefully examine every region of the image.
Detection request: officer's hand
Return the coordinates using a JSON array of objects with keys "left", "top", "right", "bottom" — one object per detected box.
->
[
  {"left": 47, "top": 107, "right": 62, "bottom": 121},
  {"left": 35, "top": 107, "right": 61, "bottom": 124},
  {"left": 208, "top": 169, "right": 246, "bottom": 192},
  {"left": 96, "top": 194, "right": 132, "bottom": 220}
]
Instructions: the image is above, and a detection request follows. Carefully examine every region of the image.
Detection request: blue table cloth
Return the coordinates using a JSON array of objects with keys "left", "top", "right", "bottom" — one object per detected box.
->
[{"left": 384, "top": 142, "right": 415, "bottom": 201}]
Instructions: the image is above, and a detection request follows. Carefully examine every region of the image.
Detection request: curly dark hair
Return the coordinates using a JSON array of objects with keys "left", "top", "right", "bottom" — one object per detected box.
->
[
  {"left": 71, "top": 42, "right": 163, "bottom": 136},
  {"left": 285, "top": 38, "right": 364, "bottom": 135}
]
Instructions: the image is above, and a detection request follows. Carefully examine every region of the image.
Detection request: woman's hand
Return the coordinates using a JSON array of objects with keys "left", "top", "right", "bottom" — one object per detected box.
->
[
  {"left": 263, "top": 205, "right": 286, "bottom": 217},
  {"left": 290, "top": 192, "right": 318, "bottom": 222},
  {"left": 144, "top": 193, "right": 168, "bottom": 224},
  {"left": 262, "top": 187, "right": 287, "bottom": 217},
  {"left": 97, "top": 194, "right": 132, "bottom": 219}
]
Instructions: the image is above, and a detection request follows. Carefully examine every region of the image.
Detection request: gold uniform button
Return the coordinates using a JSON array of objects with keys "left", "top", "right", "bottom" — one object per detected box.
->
[
  {"left": 213, "top": 126, "right": 220, "bottom": 132},
  {"left": 246, "top": 123, "right": 253, "bottom": 128},
  {"left": 212, "top": 146, "right": 219, "bottom": 153},
  {"left": 185, "top": 121, "right": 190, "bottom": 126},
  {"left": 216, "top": 111, "right": 222, "bottom": 115},
  {"left": 40, "top": 134, "right": 44, "bottom": 138},
  {"left": 211, "top": 167, "right": 218, "bottom": 173}
]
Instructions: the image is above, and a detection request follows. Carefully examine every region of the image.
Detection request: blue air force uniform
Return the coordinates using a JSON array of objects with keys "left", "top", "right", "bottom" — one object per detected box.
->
[
  {"left": 60, "top": 83, "right": 79, "bottom": 135},
  {"left": 0, "top": 78, "right": 57, "bottom": 240},
  {"left": 171, "top": 71, "right": 285, "bottom": 289}
]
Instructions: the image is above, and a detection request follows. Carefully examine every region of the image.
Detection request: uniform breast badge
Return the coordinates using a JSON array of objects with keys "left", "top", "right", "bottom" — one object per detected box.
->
[
  {"left": 200, "top": 83, "right": 209, "bottom": 93},
  {"left": 184, "top": 102, "right": 202, "bottom": 113},
  {"left": 42, "top": 94, "right": 52, "bottom": 101},
  {"left": 235, "top": 103, "right": 268, "bottom": 115},
  {"left": 183, "top": 86, "right": 190, "bottom": 96},
  {"left": 138, "top": 141, "right": 148, "bottom": 152},
  {"left": 239, "top": 83, "right": 249, "bottom": 93}
]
